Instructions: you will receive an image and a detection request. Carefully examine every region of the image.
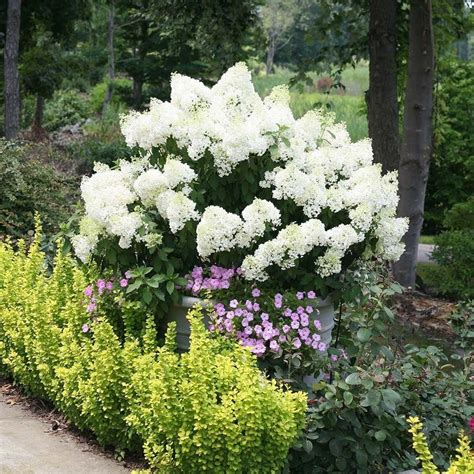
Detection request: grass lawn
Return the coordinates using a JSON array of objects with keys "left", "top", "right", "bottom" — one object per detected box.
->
[
  {"left": 419, "top": 235, "right": 436, "bottom": 245},
  {"left": 252, "top": 64, "right": 369, "bottom": 142}
]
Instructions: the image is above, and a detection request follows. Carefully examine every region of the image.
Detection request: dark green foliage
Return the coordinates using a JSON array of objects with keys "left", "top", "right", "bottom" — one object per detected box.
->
[
  {"left": 425, "top": 59, "right": 474, "bottom": 233},
  {"left": 43, "top": 89, "right": 92, "bottom": 131},
  {"left": 421, "top": 198, "right": 474, "bottom": 300},
  {"left": 0, "top": 140, "right": 79, "bottom": 238},
  {"left": 68, "top": 138, "right": 133, "bottom": 173},
  {"left": 288, "top": 265, "right": 473, "bottom": 472}
]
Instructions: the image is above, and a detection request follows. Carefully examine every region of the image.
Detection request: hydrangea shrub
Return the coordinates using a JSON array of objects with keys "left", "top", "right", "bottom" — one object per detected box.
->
[{"left": 72, "top": 63, "right": 407, "bottom": 294}]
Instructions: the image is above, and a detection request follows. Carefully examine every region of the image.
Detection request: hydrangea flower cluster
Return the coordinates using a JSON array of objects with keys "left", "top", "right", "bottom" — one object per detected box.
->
[
  {"left": 210, "top": 288, "right": 327, "bottom": 359},
  {"left": 73, "top": 62, "right": 408, "bottom": 284},
  {"left": 185, "top": 265, "right": 240, "bottom": 295}
]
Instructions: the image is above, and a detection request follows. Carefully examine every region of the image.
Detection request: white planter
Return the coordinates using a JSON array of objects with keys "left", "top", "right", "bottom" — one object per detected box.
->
[
  {"left": 166, "top": 295, "right": 335, "bottom": 352},
  {"left": 310, "top": 297, "right": 335, "bottom": 346}
]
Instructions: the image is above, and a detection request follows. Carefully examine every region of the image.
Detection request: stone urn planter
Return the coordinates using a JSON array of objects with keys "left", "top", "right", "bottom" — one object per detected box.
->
[
  {"left": 164, "top": 296, "right": 210, "bottom": 351},
  {"left": 166, "top": 295, "right": 335, "bottom": 352},
  {"left": 310, "top": 296, "right": 335, "bottom": 347}
]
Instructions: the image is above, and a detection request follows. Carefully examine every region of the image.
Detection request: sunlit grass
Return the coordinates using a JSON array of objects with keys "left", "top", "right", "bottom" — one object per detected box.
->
[{"left": 252, "top": 64, "right": 369, "bottom": 142}]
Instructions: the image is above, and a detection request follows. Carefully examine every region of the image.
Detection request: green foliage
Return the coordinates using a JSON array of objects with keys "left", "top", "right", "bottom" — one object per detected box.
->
[
  {"left": 0, "top": 140, "right": 79, "bottom": 238},
  {"left": 426, "top": 198, "right": 474, "bottom": 300},
  {"left": 43, "top": 89, "right": 92, "bottom": 131},
  {"left": 426, "top": 59, "right": 474, "bottom": 233},
  {"left": 67, "top": 137, "right": 133, "bottom": 173},
  {"left": 127, "top": 305, "right": 307, "bottom": 473},
  {"left": 288, "top": 265, "right": 473, "bottom": 472},
  {"left": 89, "top": 78, "right": 138, "bottom": 113},
  {"left": 408, "top": 416, "right": 474, "bottom": 474},
  {"left": 0, "top": 230, "right": 305, "bottom": 469}
]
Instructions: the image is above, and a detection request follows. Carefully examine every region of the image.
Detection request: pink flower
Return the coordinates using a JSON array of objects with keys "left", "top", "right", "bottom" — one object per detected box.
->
[
  {"left": 125, "top": 270, "right": 133, "bottom": 279},
  {"left": 86, "top": 302, "right": 96, "bottom": 313},
  {"left": 270, "top": 340, "right": 280, "bottom": 352},
  {"left": 314, "top": 320, "right": 322, "bottom": 330},
  {"left": 305, "top": 305, "right": 314, "bottom": 314},
  {"left": 293, "top": 338, "right": 302, "bottom": 349},
  {"left": 84, "top": 286, "right": 93, "bottom": 298},
  {"left": 318, "top": 342, "right": 327, "bottom": 352},
  {"left": 282, "top": 324, "right": 290, "bottom": 334},
  {"left": 97, "top": 279, "right": 106, "bottom": 290},
  {"left": 296, "top": 292, "right": 305, "bottom": 300},
  {"left": 229, "top": 299, "right": 239, "bottom": 308},
  {"left": 82, "top": 323, "right": 89, "bottom": 333},
  {"left": 469, "top": 417, "right": 474, "bottom": 433},
  {"left": 106, "top": 281, "right": 113, "bottom": 291},
  {"left": 251, "top": 288, "right": 261, "bottom": 298},
  {"left": 331, "top": 355, "right": 338, "bottom": 362},
  {"left": 253, "top": 303, "right": 260, "bottom": 312},
  {"left": 120, "top": 278, "right": 128, "bottom": 288},
  {"left": 307, "top": 291, "right": 316, "bottom": 299},
  {"left": 291, "top": 320, "right": 300, "bottom": 329}
]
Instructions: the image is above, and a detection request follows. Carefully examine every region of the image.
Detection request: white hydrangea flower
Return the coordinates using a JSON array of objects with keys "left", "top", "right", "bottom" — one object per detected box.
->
[
  {"left": 77, "top": 63, "right": 408, "bottom": 276},
  {"left": 162, "top": 158, "right": 197, "bottom": 189},
  {"left": 156, "top": 190, "right": 200, "bottom": 233},
  {"left": 71, "top": 234, "right": 98, "bottom": 263},
  {"left": 133, "top": 169, "right": 168, "bottom": 206}
]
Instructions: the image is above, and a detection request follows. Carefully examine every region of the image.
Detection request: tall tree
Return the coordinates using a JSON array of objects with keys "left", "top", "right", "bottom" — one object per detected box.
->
[
  {"left": 260, "top": 0, "right": 297, "bottom": 75},
  {"left": 366, "top": 0, "right": 399, "bottom": 174},
  {"left": 3, "top": 0, "right": 21, "bottom": 139},
  {"left": 102, "top": 0, "right": 115, "bottom": 113},
  {"left": 394, "top": 0, "right": 435, "bottom": 287}
]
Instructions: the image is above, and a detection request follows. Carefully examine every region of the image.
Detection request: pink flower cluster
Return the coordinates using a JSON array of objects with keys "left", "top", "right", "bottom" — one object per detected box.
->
[
  {"left": 82, "top": 272, "right": 131, "bottom": 331},
  {"left": 186, "top": 265, "right": 240, "bottom": 295},
  {"left": 210, "top": 290, "right": 327, "bottom": 358}
]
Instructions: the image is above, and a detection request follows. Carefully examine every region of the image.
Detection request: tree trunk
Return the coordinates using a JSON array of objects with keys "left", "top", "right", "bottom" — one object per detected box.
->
[
  {"left": 3, "top": 0, "right": 22, "bottom": 139},
  {"left": 366, "top": 0, "right": 399, "bottom": 173},
  {"left": 266, "top": 34, "right": 277, "bottom": 75},
  {"left": 393, "top": 0, "right": 434, "bottom": 287},
  {"left": 32, "top": 94, "right": 44, "bottom": 128},
  {"left": 132, "top": 77, "right": 143, "bottom": 108},
  {"left": 101, "top": 0, "right": 115, "bottom": 115}
]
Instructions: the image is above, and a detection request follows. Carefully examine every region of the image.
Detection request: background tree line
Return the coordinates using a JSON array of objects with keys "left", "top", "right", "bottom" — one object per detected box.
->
[{"left": 1, "top": 0, "right": 473, "bottom": 291}]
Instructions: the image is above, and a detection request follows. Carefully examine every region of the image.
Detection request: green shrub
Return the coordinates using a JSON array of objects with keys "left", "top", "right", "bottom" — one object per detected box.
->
[
  {"left": 425, "top": 59, "right": 474, "bottom": 233},
  {"left": 0, "top": 139, "right": 79, "bottom": 238},
  {"left": 43, "top": 89, "right": 92, "bottom": 131},
  {"left": 288, "top": 266, "right": 473, "bottom": 472},
  {"left": 68, "top": 137, "right": 133, "bottom": 173},
  {"left": 0, "top": 228, "right": 306, "bottom": 468},
  {"left": 127, "top": 305, "right": 307, "bottom": 473},
  {"left": 425, "top": 198, "right": 474, "bottom": 300}
]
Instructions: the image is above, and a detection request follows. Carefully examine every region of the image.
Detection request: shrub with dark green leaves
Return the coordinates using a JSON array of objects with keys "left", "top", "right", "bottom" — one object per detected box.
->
[
  {"left": 43, "top": 89, "right": 92, "bottom": 131},
  {"left": 0, "top": 139, "right": 79, "bottom": 238},
  {"left": 288, "top": 265, "right": 473, "bottom": 473},
  {"left": 427, "top": 198, "right": 474, "bottom": 300},
  {"left": 425, "top": 59, "right": 474, "bottom": 233}
]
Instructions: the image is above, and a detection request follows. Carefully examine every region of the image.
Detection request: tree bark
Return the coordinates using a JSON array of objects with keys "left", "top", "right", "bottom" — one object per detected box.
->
[
  {"left": 132, "top": 77, "right": 143, "bottom": 108},
  {"left": 393, "top": 0, "right": 434, "bottom": 287},
  {"left": 101, "top": 0, "right": 115, "bottom": 115},
  {"left": 266, "top": 34, "right": 277, "bottom": 75},
  {"left": 366, "top": 0, "right": 399, "bottom": 173},
  {"left": 32, "top": 94, "right": 44, "bottom": 129},
  {"left": 3, "top": 0, "right": 22, "bottom": 139}
]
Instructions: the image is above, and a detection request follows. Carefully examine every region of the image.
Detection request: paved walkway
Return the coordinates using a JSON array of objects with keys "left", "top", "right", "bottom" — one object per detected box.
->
[
  {"left": 417, "top": 244, "right": 435, "bottom": 263},
  {"left": 0, "top": 395, "right": 129, "bottom": 474}
]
